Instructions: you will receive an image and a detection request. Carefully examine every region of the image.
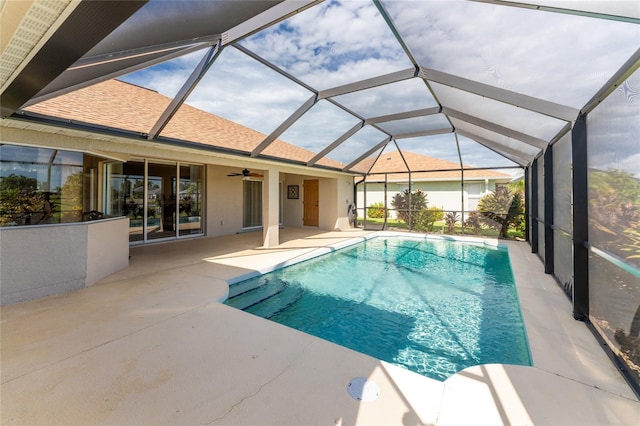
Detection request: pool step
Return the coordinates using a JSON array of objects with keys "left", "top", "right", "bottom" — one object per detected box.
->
[
  {"left": 226, "top": 280, "right": 287, "bottom": 311},
  {"left": 228, "top": 277, "right": 269, "bottom": 299},
  {"left": 246, "top": 284, "right": 304, "bottom": 319}
]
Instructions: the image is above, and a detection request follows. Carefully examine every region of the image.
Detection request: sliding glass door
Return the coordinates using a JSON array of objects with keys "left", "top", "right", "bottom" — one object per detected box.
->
[
  {"left": 104, "top": 160, "right": 204, "bottom": 243},
  {"left": 179, "top": 164, "right": 203, "bottom": 236},
  {"left": 243, "top": 180, "right": 262, "bottom": 229}
]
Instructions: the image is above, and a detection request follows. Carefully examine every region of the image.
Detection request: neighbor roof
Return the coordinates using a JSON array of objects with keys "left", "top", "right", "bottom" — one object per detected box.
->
[
  {"left": 358, "top": 150, "right": 511, "bottom": 182},
  {"left": 1, "top": 0, "right": 638, "bottom": 175}
]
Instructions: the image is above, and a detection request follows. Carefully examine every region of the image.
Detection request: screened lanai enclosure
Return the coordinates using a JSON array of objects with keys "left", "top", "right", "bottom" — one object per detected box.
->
[{"left": 1, "top": 0, "right": 639, "bottom": 393}]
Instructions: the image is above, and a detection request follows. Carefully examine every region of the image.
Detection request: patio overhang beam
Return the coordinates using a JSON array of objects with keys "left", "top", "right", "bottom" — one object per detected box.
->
[
  {"left": 251, "top": 94, "right": 319, "bottom": 157},
  {"left": 1, "top": 0, "right": 147, "bottom": 118},
  {"left": 419, "top": 67, "right": 578, "bottom": 122},
  {"left": 444, "top": 107, "right": 549, "bottom": 150},
  {"left": 318, "top": 68, "right": 417, "bottom": 99},
  {"left": 23, "top": 42, "right": 213, "bottom": 108},
  {"left": 365, "top": 106, "right": 441, "bottom": 125},
  {"left": 471, "top": 0, "right": 640, "bottom": 24},
  {"left": 307, "top": 121, "right": 365, "bottom": 166},
  {"left": 343, "top": 136, "right": 391, "bottom": 172},
  {"left": 65, "top": 36, "right": 219, "bottom": 71},
  {"left": 393, "top": 127, "right": 453, "bottom": 140},
  {"left": 148, "top": 42, "right": 223, "bottom": 140},
  {"left": 457, "top": 129, "right": 532, "bottom": 166},
  {"left": 222, "top": 0, "right": 322, "bottom": 46}
]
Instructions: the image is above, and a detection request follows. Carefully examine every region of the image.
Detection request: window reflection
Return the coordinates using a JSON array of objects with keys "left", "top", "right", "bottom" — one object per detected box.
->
[
  {"left": 0, "top": 145, "right": 99, "bottom": 226},
  {"left": 179, "top": 164, "right": 203, "bottom": 236},
  {"left": 104, "top": 160, "right": 204, "bottom": 242}
]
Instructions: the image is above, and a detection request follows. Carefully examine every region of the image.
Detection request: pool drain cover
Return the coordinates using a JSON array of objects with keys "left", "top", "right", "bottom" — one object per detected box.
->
[{"left": 347, "top": 377, "right": 380, "bottom": 401}]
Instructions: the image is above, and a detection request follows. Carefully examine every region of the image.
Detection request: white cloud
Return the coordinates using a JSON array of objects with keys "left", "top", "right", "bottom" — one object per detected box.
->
[{"left": 240, "top": 0, "right": 412, "bottom": 89}]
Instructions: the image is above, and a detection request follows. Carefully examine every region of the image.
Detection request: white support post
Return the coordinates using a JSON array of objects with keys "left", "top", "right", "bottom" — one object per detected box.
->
[{"left": 262, "top": 168, "right": 280, "bottom": 248}]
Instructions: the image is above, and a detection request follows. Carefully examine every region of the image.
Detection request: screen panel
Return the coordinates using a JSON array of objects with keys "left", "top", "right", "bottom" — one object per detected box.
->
[
  {"left": 431, "top": 81, "right": 568, "bottom": 141},
  {"left": 382, "top": 0, "right": 639, "bottom": 108},
  {"left": 333, "top": 78, "right": 438, "bottom": 119},
  {"left": 586, "top": 67, "right": 640, "bottom": 386}
]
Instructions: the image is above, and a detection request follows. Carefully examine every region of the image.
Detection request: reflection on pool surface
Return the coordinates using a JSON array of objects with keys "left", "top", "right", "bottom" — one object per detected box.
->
[{"left": 226, "top": 236, "right": 531, "bottom": 381}]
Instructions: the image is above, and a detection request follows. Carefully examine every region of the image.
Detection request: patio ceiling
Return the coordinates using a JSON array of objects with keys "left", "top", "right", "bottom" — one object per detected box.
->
[{"left": 1, "top": 0, "right": 639, "bottom": 175}]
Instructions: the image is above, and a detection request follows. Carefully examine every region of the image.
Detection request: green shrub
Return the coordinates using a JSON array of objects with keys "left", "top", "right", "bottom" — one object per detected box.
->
[
  {"left": 366, "top": 202, "right": 387, "bottom": 219},
  {"left": 478, "top": 187, "right": 524, "bottom": 238},
  {"left": 391, "top": 189, "right": 428, "bottom": 228},
  {"left": 465, "top": 211, "right": 483, "bottom": 235},
  {"left": 415, "top": 206, "right": 444, "bottom": 232},
  {"left": 444, "top": 211, "right": 460, "bottom": 233}
]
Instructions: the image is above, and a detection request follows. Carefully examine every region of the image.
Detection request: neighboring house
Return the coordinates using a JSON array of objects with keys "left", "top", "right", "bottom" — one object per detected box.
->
[
  {"left": 0, "top": 80, "right": 355, "bottom": 305},
  {"left": 355, "top": 150, "right": 512, "bottom": 219}
]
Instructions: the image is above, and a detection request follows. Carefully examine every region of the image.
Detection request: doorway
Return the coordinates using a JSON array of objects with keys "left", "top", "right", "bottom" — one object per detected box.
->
[{"left": 303, "top": 179, "right": 319, "bottom": 227}]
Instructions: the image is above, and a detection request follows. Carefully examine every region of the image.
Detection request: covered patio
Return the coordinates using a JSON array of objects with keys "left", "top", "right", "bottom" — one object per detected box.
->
[{"left": 1, "top": 229, "right": 637, "bottom": 425}]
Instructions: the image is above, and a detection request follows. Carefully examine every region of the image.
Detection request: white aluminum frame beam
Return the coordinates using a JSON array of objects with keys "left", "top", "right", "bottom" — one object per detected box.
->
[
  {"left": 67, "top": 37, "right": 220, "bottom": 72},
  {"left": 148, "top": 42, "right": 223, "bottom": 139},
  {"left": 251, "top": 94, "right": 318, "bottom": 157},
  {"left": 307, "top": 121, "right": 365, "bottom": 166},
  {"left": 419, "top": 67, "right": 578, "bottom": 122},
  {"left": 457, "top": 129, "right": 532, "bottom": 166},
  {"left": 343, "top": 136, "right": 391, "bottom": 171},
  {"left": 222, "top": 0, "right": 323, "bottom": 45},
  {"left": 23, "top": 43, "right": 212, "bottom": 108},
  {"left": 393, "top": 127, "right": 453, "bottom": 140},
  {"left": 318, "top": 68, "right": 417, "bottom": 99},
  {"left": 471, "top": 0, "right": 640, "bottom": 23},
  {"left": 365, "top": 106, "right": 441, "bottom": 125},
  {"left": 444, "top": 107, "right": 549, "bottom": 150},
  {"left": 233, "top": 44, "right": 317, "bottom": 93},
  {"left": 582, "top": 47, "right": 640, "bottom": 115},
  {"left": 373, "top": 0, "right": 419, "bottom": 68}
]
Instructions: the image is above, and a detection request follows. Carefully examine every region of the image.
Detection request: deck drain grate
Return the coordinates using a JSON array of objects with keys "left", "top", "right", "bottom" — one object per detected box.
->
[{"left": 347, "top": 377, "right": 380, "bottom": 401}]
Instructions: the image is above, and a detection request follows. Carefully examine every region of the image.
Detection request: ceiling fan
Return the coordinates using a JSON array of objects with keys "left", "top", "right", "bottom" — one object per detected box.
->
[{"left": 226, "top": 168, "right": 263, "bottom": 178}]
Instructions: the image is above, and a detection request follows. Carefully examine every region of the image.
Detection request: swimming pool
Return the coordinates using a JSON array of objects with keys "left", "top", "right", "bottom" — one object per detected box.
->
[{"left": 225, "top": 235, "right": 531, "bottom": 381}]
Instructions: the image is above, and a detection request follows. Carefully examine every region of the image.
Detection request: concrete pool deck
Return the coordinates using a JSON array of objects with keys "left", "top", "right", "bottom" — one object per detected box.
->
[{"left": 1, "top": 228, "right": 638, "bottom": 425}]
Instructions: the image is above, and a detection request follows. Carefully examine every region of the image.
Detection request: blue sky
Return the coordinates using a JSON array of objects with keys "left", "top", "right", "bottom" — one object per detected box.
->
[{"left": 120, "top": 0, "right": 639, "bottom": 176}]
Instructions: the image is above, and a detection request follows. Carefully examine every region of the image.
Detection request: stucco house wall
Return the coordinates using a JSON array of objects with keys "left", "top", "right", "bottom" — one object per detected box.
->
[{"left": 1, "top": 217, "right": 129, "bottom": 305}]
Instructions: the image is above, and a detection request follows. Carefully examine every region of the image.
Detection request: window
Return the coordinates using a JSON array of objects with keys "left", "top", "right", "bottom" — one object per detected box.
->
[
  {"left": 243, "top": 180, "right": 262, "bottom": 228},
  {"left": 0, "top": 144, "right": 101, "bottom": 226},
  {"left": 104, "top": 160, "right": 204, "bottom": 243}
]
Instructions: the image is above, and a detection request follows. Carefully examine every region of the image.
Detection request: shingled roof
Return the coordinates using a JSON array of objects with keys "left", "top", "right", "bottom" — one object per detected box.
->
[
  {"left": 23, "top": 80, "right": 510, "bottom": 181},
  {"left": 23, "top": 79, "right": 342, "bottom": 169}
]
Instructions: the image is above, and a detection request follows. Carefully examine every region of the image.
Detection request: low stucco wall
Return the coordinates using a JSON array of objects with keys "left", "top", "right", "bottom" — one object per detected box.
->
[{"left": 0, "top": 217, "right": 129, "bottom": 305}]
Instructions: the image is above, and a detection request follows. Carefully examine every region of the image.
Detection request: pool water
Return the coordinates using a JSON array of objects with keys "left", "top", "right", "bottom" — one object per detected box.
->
[{"left": 225, "top": 236, "right": 531, "bottom": 381}]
